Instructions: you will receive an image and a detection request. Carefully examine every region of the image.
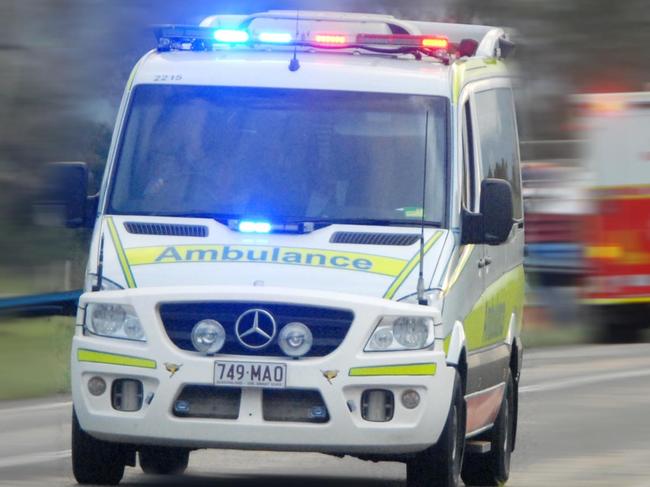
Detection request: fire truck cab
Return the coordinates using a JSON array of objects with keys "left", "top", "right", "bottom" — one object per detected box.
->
[{"left": 577, "top": 92, "right": 650, "bottom": 340}]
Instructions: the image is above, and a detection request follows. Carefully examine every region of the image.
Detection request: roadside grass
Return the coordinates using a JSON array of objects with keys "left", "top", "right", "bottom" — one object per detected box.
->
[
  {"left": 0, "top": 317, "right": 74, "bottom": 401},
  {"left": 0, "top": 274, "right": 39, "bottom": 296}
]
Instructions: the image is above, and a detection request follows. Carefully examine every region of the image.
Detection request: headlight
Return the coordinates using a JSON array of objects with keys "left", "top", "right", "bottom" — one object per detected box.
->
[
  {"left": 85, "top": 303, "right": 146, "bottom": 341},
  {"left": 191, "top": 320, "right": 226, "bottom": 354},
  {"left": 278, "top": 322, "right": 313, "bottom": 357},
  {"left": 365, "top": 316, "right": 435, "bottom": 352}
]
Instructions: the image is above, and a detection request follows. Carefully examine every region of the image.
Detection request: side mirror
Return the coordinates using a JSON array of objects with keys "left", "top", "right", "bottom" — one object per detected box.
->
[
  {"left": 461, "top": 178, "right": 514, "bottom": 245},
  {"left": 34, "top": 162, "right": 98, "bottom": 228}
]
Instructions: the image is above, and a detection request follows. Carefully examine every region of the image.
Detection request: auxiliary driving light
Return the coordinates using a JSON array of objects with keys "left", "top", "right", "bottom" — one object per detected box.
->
[
  {"left": 401, "top": 389, "right": 421, "bottom": 409},
  {"left": 191, "top": 320, "right": 226, "bottom": 354},
  {"left": 278, "top": 322, "right": 313, "bottom": 357},
  {"left": 87, "top": 376, "right": 106, "bottom": 396}
]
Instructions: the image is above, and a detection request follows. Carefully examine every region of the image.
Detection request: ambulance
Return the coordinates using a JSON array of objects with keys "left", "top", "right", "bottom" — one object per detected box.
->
[{"left": 60, "top": 11, "right": 525, "bottom": 487}]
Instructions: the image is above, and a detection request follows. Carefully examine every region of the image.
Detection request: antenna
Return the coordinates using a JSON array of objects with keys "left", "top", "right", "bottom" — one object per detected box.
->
[
  {"left": 288, "top": 10, "right": 301, "bottom": 72},
  {"left": 416, "top": 112, "right": 430, "bottom": 306},
  {"left": 92, "top": 234, "right": 105, "bottom": 292}
]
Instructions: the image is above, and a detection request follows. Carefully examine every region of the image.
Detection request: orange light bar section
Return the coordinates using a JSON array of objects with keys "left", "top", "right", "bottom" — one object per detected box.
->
[
  {"left": 422, "top": 37, "right": 449, "bottom": 49},
  {"left": 313, "top": 34, "right": 348, "bottom": 45},
  {"left": 355, "top": 33, "right": 449, "bottom": 50}
]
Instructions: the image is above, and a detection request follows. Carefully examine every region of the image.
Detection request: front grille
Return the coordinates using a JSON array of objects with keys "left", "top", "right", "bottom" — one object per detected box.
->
[
  {"left": 173, "top": 385, "right": 241, "bottom": 419},
  {"left": 263, "top": 389, "right": 329, "bottom": 423},
  {"left": 159, "top": 302, "right": 354, "bottom": 357}
]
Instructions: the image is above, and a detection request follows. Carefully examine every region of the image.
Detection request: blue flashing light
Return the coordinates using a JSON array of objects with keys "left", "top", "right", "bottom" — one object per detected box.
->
[
  {"left": 214, "top": 29, "right": 250, "bottom": 44},
  {"left": 258, "top": 32, "right": 293, "bottom": 44},
  {"left": 238, "top": 221, "right": 272, "bottom": 234}
]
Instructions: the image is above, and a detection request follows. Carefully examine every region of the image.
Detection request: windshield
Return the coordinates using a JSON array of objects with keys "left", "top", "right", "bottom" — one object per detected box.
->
[{"left": 109, "top": 85, "right": 448, "bottom": 225}]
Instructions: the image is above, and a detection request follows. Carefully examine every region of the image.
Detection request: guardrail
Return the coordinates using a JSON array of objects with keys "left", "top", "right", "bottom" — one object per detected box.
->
[{"left": 0, "top": 290, "right": 81, "bottom": 318}]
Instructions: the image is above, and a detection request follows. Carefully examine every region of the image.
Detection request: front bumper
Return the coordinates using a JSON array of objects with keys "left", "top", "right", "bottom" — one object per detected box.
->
[{"left": 72, "top": 286, "right": 455, "bottom": 455}]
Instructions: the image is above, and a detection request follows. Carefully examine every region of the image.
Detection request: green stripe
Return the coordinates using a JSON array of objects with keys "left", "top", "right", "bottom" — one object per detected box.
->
[
  {"left": 77, "top": 349, "right": 156, "bottom": 369},
  {"left": 349, "top": 363, "right": 437, "bottom": 377},
  {"left": 106, "top": 217, "right": 136, "bottom": 288},
  {"left": 383, "top": 232, "right": 442, "bottom": 299}
]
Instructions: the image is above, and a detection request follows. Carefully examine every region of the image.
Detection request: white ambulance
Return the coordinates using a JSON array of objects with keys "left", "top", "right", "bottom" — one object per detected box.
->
[{"left": 61, "top": 11, "right": 525, "bottom": 487}]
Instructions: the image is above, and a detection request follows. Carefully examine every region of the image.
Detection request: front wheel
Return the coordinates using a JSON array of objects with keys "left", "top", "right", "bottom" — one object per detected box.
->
[
  {"left": 139, "top": 446, "right": 190, "bottom": 475},
  {"left": 461, "top": 370, "right": 514, "bottom": 486},
  {"left": 406, "top": 371, "right": 465, "bottom": 487},
  {"left": 72, "top": 410, "right": 125, "bottom": 485}
]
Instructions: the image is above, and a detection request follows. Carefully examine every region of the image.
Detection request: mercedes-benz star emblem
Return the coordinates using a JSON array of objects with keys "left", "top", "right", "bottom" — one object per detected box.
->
[{"left": 235, "top": 309, "right": 277, "bottom": 350}]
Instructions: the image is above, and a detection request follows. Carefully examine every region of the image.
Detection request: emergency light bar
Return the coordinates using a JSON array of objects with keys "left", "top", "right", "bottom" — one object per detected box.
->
[{"left": 154, "top": 24, "right": 451, "bottom": 61}]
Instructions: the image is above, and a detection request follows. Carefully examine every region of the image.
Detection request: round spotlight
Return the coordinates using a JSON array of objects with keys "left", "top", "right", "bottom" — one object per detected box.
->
[
  {"left": 401, "top": 389, "right": 421, "bottom": 409},
  {"left": 191, "top": 320, "right": 226, "bottom": 354},
  {"left": 87, "top": 376, "right": 106, "bottom": 396},
  {"left": 278, "top": 322, "right": 313, "bottom": 357}
]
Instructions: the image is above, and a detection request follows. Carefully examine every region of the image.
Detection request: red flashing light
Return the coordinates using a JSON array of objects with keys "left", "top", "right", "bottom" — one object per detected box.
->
[{"left": 314, "top": 34, "right": 348, "bottom": 45}]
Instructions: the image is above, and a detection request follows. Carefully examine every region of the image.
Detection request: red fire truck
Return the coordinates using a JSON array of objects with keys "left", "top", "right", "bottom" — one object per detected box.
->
[{"left": 575, "top": 92, "right": 650, "bottom": 341}]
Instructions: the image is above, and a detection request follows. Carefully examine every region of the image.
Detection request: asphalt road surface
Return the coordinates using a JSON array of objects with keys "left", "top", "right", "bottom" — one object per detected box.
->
[{"left": 1, "top": 344, "right": 650, "bottom": 487}]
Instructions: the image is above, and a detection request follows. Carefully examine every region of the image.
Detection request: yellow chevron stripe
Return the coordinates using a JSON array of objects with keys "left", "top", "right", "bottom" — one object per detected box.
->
[
  {"left": 106, "top": 217, "right": 136, "bottom": 288},
  {"left": 383, "top": 232, "right": 442, "bottom": 299}
]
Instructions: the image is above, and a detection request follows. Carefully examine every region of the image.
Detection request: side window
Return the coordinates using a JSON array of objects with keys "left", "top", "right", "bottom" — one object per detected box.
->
[
  {"left": 474, "top": 88, "right": 523, "bottom": 219},
  {"left": 462, "top": 101, "right": 477, "bottom": 212}
]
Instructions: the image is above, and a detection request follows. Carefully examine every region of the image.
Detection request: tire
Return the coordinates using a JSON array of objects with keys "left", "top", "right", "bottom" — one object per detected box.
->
[
  {"left": 406, "top": 371, "right": 465, "bottom": 487},
  {"left": 461, "top": 370, "right": 514, "bottom": 486},
  {"left": 139, "top": 446, "right": 190, "bottom": 475},
  {"left": 72, "top": 410, "right": 125, "bottom": 485}
]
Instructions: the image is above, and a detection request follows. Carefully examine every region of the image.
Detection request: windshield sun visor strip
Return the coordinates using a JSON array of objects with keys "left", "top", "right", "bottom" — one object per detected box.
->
[
  {"left": 383, "top": 232, "right": 442, "bottom": 299},
  {"left": 106, "top": 217, "right": 137, "bottom": 289}
]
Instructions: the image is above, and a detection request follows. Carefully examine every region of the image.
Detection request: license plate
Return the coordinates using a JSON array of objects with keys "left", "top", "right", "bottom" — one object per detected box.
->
[{"left": 214, "top": 361, "right": 286, "bottom": 389}]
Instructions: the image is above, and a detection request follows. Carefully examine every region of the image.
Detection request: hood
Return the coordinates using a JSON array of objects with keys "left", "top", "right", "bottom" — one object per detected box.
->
[{"left": 92, "top": 215, "right": 449, "bottom": 300}]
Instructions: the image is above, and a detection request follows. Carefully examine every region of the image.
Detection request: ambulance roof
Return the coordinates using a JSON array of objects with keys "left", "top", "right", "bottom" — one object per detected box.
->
[{"left": 134, "top": 50, "right": 453, "bottom": 97}]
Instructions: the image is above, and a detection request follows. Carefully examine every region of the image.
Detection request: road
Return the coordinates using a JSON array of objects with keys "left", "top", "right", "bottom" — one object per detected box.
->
[{"left": 1, "top": 344, "right": 650, "bottom": 486}]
